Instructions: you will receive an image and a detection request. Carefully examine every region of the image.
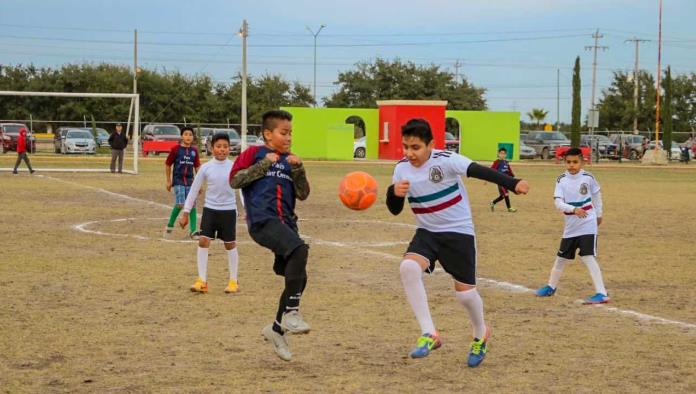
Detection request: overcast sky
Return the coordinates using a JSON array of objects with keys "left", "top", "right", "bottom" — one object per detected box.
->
[{"left": 2, "top": 0, "right": 694, "bottom": 124}]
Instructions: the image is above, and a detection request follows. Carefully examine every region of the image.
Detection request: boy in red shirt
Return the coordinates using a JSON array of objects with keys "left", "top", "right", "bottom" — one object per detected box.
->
[
  {"left": 164, "top": 127, "right": 201, "bottom": 238},
  {"left": 12, "top": 127, "right": 34, "bottom": 174}
]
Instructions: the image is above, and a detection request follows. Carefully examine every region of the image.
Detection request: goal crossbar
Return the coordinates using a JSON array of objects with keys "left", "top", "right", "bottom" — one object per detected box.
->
[{"left": 0, "top": 91, "right": 140, "bottom": 174}]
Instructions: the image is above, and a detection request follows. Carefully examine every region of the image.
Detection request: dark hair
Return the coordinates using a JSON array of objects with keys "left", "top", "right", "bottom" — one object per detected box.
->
[
  {"left": 401, "top": 119, "right": 433, "bottom": 144},
  {"left": 498, "top": 147, "right": 507, "bottom": 153},
  {"left": 211, "top": 132, "right": 230, "bottom": 146},
  {"left": 564, "top": 147, "right": 583, "bottom": 158},
  {"left": 262, "top": 110, "right": 293, "bottom": 132},
  {"left": 181, "top": 126, "right": 194, "bottom": 135}
]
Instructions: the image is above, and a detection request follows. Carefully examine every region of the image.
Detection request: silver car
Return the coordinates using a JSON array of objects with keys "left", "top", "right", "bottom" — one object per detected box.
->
[
  {"left": 60, "top": 129, "right": 97, "bottom": 154},
  {"left": 519, "top": 141, "right": 536, "bottom": 159}
]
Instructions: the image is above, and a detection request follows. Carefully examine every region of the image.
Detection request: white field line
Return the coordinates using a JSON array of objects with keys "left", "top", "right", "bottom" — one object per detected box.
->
[{"left": 42, "top": 174, "right": 696, "bottom": 332}]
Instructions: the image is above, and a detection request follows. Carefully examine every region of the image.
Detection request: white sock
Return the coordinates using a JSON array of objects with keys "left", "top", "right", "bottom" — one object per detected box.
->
[
  {"left": 548, "top": 257, "right": 570, "bottom": 289},
  {"left": 399, "top": 259, "right": 436, "bottom": 335},
  {"left": 227, "top": 247, "right": 239, "bottom": 281},
  {"left": 455, "top": 288, "right": 486, "bottom": 339},
  {"left": 581, "top": 255, "right": 607, "bottom": 295},
  {"left": 197, "top": 247, "right": 208, "bottom": 282}
]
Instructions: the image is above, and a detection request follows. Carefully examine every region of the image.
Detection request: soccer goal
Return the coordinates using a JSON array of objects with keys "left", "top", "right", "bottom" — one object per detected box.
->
[{"left": 0, "top": 91, "right": 140, "bottom": 174}]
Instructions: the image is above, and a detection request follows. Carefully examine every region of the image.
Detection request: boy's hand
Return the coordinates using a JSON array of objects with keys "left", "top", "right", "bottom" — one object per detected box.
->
[
  {"left": 179, "top": 214, "right": 189, "bottom": 229},
  {"left": 574, "top": 208, "right": 588, "bottom": 218},
  {"left": 514, "top": 180, "right": 529, "bottom": 195},
  {"left": 287, "top": 154, "right": 302, "bottom": 166},
  {"left": 393, "top": 180, "right": 410, "bottom": 197},
  {"left": 166, "top": 180, "right": 172, "bottom": 192},
  {"left": 265, "top": 153, "right": 279, "bottom": 163},
  {"left": 597, "top": 217, "right": 603, "bottom": 226}
]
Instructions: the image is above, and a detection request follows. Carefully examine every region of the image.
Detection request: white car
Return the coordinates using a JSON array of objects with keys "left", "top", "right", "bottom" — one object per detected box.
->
[
  {"left": 61, "top": 129, "right": 97, "bottom": 154},
  {"left": 353, "top": 137, "right": 366, "bottom": 158}
]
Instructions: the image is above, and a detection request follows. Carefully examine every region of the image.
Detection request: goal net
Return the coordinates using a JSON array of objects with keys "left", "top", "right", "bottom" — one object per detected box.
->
[{"left": 0, "top": 91, "right": 140, "bottom": 174}]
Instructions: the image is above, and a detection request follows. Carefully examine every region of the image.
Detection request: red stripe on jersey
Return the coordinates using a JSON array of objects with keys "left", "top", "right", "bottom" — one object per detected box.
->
[
  {"left": 276, "top": 184, "right": 284, "bottom": 223},
  {"left": 564, "top": 205, "right": 593, "bottom": 215},
  {"left": 411, "top": 194, "right": 463, "bottom": 214}
]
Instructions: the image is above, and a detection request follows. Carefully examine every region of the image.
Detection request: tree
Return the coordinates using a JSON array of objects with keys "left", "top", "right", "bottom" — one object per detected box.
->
[
  {"left": 662, "top": 66, "right": 673, "bottom": 151},
  {"left": 325, "top": 58, "right": 486, "bottom": 110},
  {"left": 596, "top": 70, "right": 656, "bottom": 131},
  {"left": 571, "top": 56, "right": 581, "bottom": 147},
  {"left": 671, "top": 72, "right": 696, "bottom": 135},
  {"left": 526, "top": 108, "right": 548, "bottom": 129}
]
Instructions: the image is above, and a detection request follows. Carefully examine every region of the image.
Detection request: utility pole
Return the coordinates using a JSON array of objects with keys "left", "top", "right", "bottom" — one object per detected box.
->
[
  {"left": 454, "top": 59, "right": 462, "bottom": 82},
  {"left": 306, "top": 24, "right": 326, "bottom": 107},
  {"left": 625, "top": 37, "right": 649, "bottom": 135},
  {"left": 239, "top": 20, "right": 248, "bottom": 151},
  {"left": 556, "top": 68, "right": 560, "bottom": 130},
  {"left": 584, "top": 29, "right": 608, "bottom": 136},
  {"left": 133, "top": 29, "right": 138, "bottom": 95},
  {"left": 654, "top": 0, "right": 663, "bottom": 149}
]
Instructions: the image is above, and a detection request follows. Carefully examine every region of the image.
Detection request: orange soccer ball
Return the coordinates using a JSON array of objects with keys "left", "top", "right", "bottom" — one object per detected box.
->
[{"left": 338, "top": 171, "right": 378, "bottom": 211}]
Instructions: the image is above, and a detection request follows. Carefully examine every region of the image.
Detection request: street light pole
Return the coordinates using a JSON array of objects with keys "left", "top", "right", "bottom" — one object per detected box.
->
[{"left": 307, "top": 24, "right": 326, "bottom": 107}]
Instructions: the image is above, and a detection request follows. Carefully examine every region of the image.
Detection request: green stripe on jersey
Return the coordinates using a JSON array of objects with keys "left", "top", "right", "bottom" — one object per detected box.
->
[
  {"left": 567, "top": 197, "right": 592, "bottom": 207},
  {"left": 408, "top": 183, "right": 459, "bottom": 203}
]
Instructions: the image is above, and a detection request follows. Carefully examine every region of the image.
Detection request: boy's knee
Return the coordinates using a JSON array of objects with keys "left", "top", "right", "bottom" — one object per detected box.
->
[
  {"left": 198, "top": 237, "right": 211, "bottom": 248},
  {"left": 399, "top": 259, "right": 422, "bottom": 279},
  {"left": 285, "top": 244, "right": 309, "bottom": 278}
]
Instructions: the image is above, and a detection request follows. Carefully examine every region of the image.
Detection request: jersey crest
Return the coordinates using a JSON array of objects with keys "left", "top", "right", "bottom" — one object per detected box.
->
[
  {"left": 429, "top": 166, "right": 444, "bottom": 183},
  {"left": 579, "top": 183, "right": 589, "bottom": 195}
]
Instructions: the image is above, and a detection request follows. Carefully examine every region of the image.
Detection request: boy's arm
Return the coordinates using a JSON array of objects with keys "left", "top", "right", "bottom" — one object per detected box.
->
[
  {"left": 290, "top": 163, "right": 310, "bottom": 201},
  {"left": 466, "top": 162, "right": 520, "bottom": 192},
  {"left": 592, "top": 191, "right": 603, "bottom": 218},
  {"left": 554, "top": 197, "right": 576, "bottom": 214},
  {"left": 386, "top": 184, "right": 405, "bottom": 215},
  {"left": 182, "top": 167, "right": 205, "bottom": 213},
  {"left": 230, "top": 148, "right": 272, "bottom": 189}
]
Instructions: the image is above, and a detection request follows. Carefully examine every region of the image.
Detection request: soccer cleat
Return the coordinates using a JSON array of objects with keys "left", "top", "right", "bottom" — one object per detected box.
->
[
  {"left": 280, "top": 310, "right": 311, "bottom": 334},
  {"left": 535, "top": 285, "right": 556, "bottom": 297},
  {"left": 261, "top": 324, "right": 292, "bottom": 361},
  {"left": 507, "top": 207, "right": 518, "bottom": 213},
  {"left": 409, "top": 331, "right": 442, "bottom": 358},
  {"left": 163, "top": 226, "right": 174, "bottom": 238},
  {"left": 467, "top": 326, "right": 491, "bottom": 368},
  {"left": 489, "top": 202, "right": 495, "bottom": 212},
  {"left": 189, "top": 230, "right": 201, "bottom": 240},
  {"left": 583, "top": 293, "right": 610, "bottom": 304},
  {"left": 224, "top": 279, "right": 239, "bottom": 293},
  {"left": 190, "top": 277, "right": 208, "bottom": 293}
]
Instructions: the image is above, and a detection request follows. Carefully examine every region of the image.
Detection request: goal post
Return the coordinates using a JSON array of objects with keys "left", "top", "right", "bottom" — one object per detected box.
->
[{"left": 0, "top": 91, "right": 140, "bottom": 174}]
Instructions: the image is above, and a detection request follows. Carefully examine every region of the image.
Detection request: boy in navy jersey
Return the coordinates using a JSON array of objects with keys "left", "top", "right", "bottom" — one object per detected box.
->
[
  {"left": 386, "top": 119, "right": 529, "bottom": 367},
  {"left": 165, "top": 126, "right": 201, "bottom": 239},
  {"left": 489, "top": 147, "right": 517, "bottom": 212},
  {"left": 230, "top": 110, "right": 310, "bottom": 361}
]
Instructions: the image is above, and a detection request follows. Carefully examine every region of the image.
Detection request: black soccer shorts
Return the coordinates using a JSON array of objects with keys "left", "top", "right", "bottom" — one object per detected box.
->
[
  {"left": 557, "top": 234, "right": 597, "bottom": 259},
  {"left": 405, "top": 228, "right": 477, "bottom": 285},
  {"left": 200, "top": 207, "right": 237, "bottom": 243}
]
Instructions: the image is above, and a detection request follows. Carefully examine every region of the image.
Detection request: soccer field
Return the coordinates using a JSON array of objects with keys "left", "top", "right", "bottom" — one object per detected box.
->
[{"left": 1, "top": 156, "right": 694, "bottom": 392}]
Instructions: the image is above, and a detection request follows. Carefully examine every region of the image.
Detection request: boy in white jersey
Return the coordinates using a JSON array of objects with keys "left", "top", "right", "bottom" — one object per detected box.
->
[
  {"left": 386, "top": 119, "right": 529, "bottom": 367},
  {"left": 179, "top": 133, "right": 240, "bottom": 294},
  {"left": 535, "top": 147, "right": 609, "bottom": 304}
]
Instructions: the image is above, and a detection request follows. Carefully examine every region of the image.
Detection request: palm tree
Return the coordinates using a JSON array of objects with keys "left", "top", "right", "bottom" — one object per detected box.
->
[{"left": 527, "top": 108, "right": 549, "bottom": 130}]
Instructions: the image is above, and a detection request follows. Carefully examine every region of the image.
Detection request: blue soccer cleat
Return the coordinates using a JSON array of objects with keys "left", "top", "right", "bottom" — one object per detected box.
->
[
  {"left": 467, "top": 326, "right": 491, "bottom": 368},
  {"left": 535, "top": 285, "right": 556, "bottom": 297},
  {"left": 409, "top": 332, "right": 442, "bottom": 358},
  {"left": 583, "top": 293, "right": 610, "bottom": 304}
]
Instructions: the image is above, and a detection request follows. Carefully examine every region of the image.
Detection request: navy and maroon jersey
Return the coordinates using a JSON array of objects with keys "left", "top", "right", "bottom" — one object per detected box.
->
[
  {"left": 491, "top": 159, "right": 514, "bottom": 177},
  {"left": 231, "top": 145, "right": 298, "bottom": 226},
  {"left": 165, "top": 145, "right": 201, "bottom": 186}
]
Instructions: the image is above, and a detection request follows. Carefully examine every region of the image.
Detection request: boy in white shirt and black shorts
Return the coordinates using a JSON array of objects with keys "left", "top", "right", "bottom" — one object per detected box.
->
[{"left": 535, "top": 147, "right": 609, "bottom": 305}]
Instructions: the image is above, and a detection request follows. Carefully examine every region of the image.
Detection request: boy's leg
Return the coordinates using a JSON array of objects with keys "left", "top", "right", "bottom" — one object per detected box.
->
[
  {"left": 197, "top": 240, "right": 210, "bottom": 281},
  {"left": 13, "top": 153, "right": 23, "bottom": 172},
  {"left": 491, "top": 195, "right": 505, "bottom": 205},
  {"left": 548, "top": 256, "right": 570, "bottom": 289},
  {"left": 279, "top": 245, "right": 309, "bottom": 332},
  {"left": 167, "top": 205, "right": 182, "bottom": 228},
  {"left": 579, "top": 235, "right": 607, "bottom": 298},
  {"left": 400, "top": 255, "right": 436, "bottom": 335},
  {"left": 537, "top": 238, "right": 575, "bottom": 296},
  {"left": 504, "top": 195, "right": 511, "bottom": 209},
  {"left": 189, "top": 207, "right": 198, "bottom": 234},
  {"left": 24, "top": 154, "right": 34, "bottom": 173}
]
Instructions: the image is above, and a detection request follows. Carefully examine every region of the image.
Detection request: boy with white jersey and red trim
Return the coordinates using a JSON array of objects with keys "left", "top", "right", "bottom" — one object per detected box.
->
[
  {"left": 386, "top": 119, "right": 529, "bottom": 368},
  {"left": 179, "top": 132, "right": 240, "bottom": 294},
  {"left": 535, "top": 147, "right": 609, "bottom": 304}
]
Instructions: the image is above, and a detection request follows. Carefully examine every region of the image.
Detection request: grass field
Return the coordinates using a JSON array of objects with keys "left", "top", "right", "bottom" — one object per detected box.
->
[{"left": 1, "top": 155, "right": 695, "bottom": 393}]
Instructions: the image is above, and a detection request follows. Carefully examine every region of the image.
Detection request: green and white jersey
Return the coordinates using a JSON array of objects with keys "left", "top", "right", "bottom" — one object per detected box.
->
[{"left": 554, "top": 170, "right": 601, "bottom": 238}]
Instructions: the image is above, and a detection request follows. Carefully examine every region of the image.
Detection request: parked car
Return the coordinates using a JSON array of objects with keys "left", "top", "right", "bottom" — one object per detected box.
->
[
  {"left": 581, "top": 134, "right": 618, "bottom": 160},
  {"left": 245, "top": 134, "right": 264, "bottom": 148},
  {"left": 142, "top": 124, "right": 181, "bottom": 141},
  {"left": 353, "top": 136, "right": 366, "bottom": 158},
  {"left": 79, "top": 127, "right": 110, "bottom": 147},
  {"left": 609, "top": 134, "right": 645, "bottom": 160},
  {"left": 444, "top": 132, "right": 459, "bottom": 152},
  {"left": 522, "top": 131, "right": 570, "bottom": 159},
  {"left": 206, "top": 128, "right": 241, "bottom": 156},
  {"left": 53, "top": 127, "right": 71, "bottom": 153},
  {"left": 519, "top": 141, "right": 536, "bottom": 159},
  {"left": 1, "top": 123, "right": 36, "bottom": 153},
  {"left": 57, "top": 128, "right": 97, "bottom": 154}
]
